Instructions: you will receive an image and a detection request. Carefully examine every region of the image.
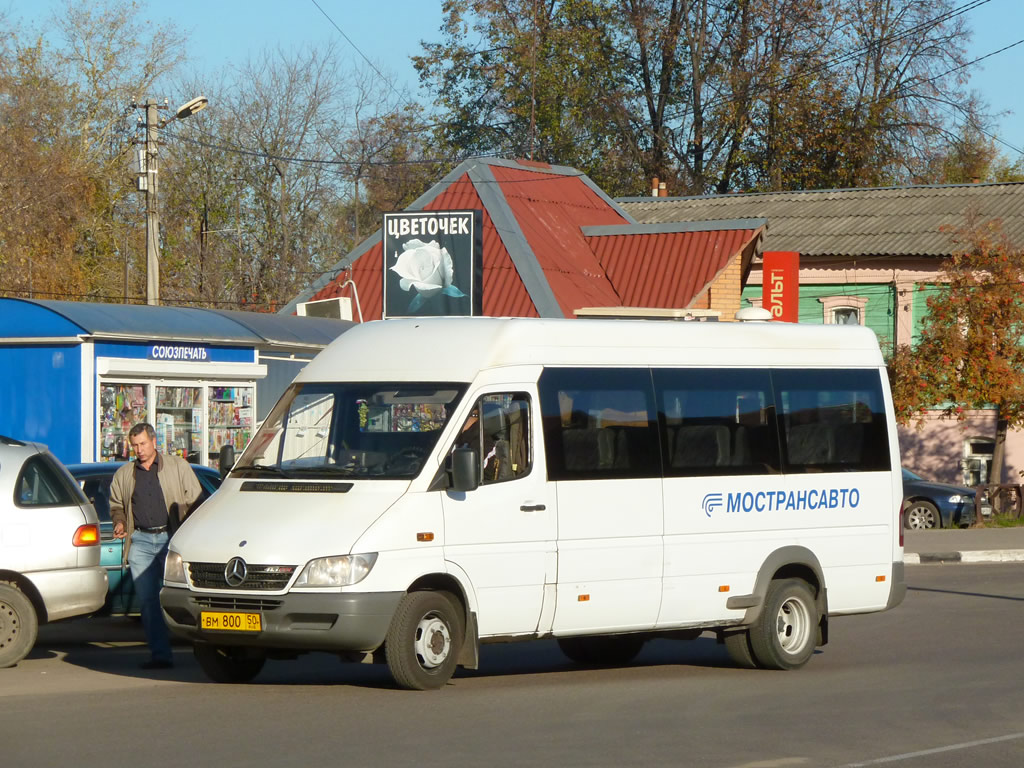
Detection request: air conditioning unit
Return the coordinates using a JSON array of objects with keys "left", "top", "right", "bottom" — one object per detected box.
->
[{"left": 297, "top": 297, "right": 352, "bottom": 320}]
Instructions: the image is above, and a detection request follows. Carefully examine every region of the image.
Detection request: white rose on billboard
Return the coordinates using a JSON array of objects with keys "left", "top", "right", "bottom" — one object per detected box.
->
[{"left": 390, "top": 238, "right": 466, "bottom": 312}]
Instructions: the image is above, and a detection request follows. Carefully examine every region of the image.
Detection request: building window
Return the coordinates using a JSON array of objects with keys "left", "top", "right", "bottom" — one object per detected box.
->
[
  {"left": 832, "top": 307, "right": 860, "bottom": 325},
  {"left": 963, "top": 437, "right": 994, "bottom": 487},
  {"left": 819, "top": 296, "right": 868, "bottom": 325}
]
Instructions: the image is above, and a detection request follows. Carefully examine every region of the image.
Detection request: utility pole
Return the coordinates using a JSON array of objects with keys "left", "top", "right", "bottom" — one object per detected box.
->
[
  {"left": 144, "top": 99, "right": 161, "bottom": 306},
  {"left": 135, "top": 95, "right": 208, "bottom": 306}
]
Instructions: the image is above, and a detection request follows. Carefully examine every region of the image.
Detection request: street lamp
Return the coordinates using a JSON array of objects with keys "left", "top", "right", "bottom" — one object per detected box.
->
[{"left": 140, "top": 95, "right": 209, "bottom": 306}]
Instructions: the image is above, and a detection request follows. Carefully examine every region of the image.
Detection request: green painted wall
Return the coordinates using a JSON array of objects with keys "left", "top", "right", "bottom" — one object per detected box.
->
[{"left": 743, "top": 283, "right": 896, "bottom": 348}]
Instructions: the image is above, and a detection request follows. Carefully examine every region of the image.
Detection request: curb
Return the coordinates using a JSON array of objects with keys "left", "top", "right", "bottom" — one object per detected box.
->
[{"left": 905, "top": 549, "right": 1024, "bottom": 564}]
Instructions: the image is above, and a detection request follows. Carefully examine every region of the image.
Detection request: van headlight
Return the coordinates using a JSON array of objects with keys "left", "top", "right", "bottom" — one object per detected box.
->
[
  {"left": 294, "top": 553, "right": 378, "bottom": 587},
  {"left": 164, "top": 551, "right": 186, "bottom": 585}
]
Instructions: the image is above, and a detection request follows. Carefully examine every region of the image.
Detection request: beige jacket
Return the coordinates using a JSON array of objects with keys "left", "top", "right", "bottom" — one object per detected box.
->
[{"left": 109, "top": 453, "right": 203, "bottom": 560}]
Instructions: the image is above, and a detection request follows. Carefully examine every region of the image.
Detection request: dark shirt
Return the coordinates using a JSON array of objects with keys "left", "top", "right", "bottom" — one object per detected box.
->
[{"left": 132, "top": 456, "right": 167, "bottom": 529}]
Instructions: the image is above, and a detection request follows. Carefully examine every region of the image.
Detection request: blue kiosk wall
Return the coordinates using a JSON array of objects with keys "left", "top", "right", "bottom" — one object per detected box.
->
[{"left": 0, "top": 344, "right": 83, "bottom": 462}]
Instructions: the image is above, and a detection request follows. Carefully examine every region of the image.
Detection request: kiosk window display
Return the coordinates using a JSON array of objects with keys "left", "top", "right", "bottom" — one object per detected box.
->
[
  {"left": 98, "top": 380, "right": 255, "bottom": 466},
  {"left": 208, "top": 385, "right": 254, "bottom": 469},
  {"left": 156, "top": 385, "right": 202, "bottom": 463},
  {"left": 99, "top": 383, "right": 149, "bottom": 461}
]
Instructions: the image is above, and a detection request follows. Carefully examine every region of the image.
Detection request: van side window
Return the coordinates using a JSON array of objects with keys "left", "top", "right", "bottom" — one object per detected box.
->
[
  {"left": 539, "top": 368, "right": 659, "bottom": 481},
  {"left": 654, "top": 368, "right": 781, "bottom": 476},
  {"left": 455, "top": 393, "right": 532, "bottom": 484},
  {"left": 16, "top": 455, "right": 76, "bottom": 507},
  {"left": 773, "top": 368, "right": 891, "bottom": 473}
]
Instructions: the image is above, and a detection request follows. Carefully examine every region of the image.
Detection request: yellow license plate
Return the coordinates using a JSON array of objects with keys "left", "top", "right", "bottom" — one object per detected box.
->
[{"left": 200, "top": 611, "right": 262, "bottom": 632}]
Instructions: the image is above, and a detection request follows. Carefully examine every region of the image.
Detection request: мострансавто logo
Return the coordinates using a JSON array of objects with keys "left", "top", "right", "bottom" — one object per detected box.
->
[{"left": 702, "top": 488, "right": 861, "bottom": 517}]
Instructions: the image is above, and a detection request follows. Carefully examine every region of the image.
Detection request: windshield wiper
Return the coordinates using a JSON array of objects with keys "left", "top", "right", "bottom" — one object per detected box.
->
[
  {"left": 240, "top": 464, "right": 288, "bottom": 476},
  {"left": 283, "top": 465, "right": 364, "bottom": 476}
]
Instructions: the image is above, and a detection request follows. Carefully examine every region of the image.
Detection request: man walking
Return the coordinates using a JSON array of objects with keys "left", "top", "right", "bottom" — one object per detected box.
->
[{"left": 110, "top": 423, "right": 202, "bottom": 669}]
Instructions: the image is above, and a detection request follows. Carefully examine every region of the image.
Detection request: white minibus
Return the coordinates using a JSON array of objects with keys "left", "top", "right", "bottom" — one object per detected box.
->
[{"left": 161, "top": 316, "right": 906, "bottom": 689}]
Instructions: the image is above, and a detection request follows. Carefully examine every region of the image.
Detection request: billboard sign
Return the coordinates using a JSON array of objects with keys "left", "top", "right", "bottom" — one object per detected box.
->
[
  {"left": 382, "top": 210, "right": 483, "bottom": 318},
  {"left": 762, "top": 251, "right": 800, "bottom": 322}
]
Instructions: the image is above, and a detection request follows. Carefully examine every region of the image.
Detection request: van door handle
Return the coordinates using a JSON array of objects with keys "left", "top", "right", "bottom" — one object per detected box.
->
[{"left": 520, "top": 503, "right": 546, "bottom": 512}]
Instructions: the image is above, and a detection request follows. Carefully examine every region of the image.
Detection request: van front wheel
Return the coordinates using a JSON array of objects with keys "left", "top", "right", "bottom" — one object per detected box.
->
[
  {"left": 749, "top": 578, "right": 817, "bottom": 670},
  {"left": 385, "top": 591, "right": 463, "bottom": 690},
  {"left": 0, "top": 582, "right": 37, "bottom": 668}
]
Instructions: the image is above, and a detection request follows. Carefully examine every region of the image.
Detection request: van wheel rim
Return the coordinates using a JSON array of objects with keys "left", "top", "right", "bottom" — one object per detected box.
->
[
  {"left": 0, "top": 600, "right": 18, "bottom": 646},
  {"left": 776, "top": 597, "right": 811, "bottom": 654},
  {"left": 413, "top": 613, "right": 451, "bottom": 669}
]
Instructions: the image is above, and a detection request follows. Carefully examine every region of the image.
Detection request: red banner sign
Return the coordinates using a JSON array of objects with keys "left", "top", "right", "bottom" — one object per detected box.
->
[{"left": 762, "top": 251, "right": 800, "bottom": 322}]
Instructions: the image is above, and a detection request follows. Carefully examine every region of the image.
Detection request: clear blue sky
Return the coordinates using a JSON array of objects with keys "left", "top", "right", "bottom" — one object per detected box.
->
[{"left": 8, "top": 0, "right": 1024, "bottom": 157}]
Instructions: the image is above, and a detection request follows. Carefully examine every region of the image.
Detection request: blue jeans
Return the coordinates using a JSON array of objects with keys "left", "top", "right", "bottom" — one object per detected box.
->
[{"left": 128, "top": 530, "right": 172, "bottom": 663}]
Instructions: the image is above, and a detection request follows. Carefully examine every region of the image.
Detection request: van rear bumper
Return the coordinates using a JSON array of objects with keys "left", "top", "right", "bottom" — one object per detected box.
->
[
  {"left": 886, "top": 560, "right": 907, "bottom": 610},
  {"left": 160, "top": 587, "right": 404, "bottom": 653}
]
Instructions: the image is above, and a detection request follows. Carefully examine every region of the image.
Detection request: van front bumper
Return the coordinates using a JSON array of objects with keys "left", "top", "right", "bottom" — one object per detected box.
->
[{"left": 160, "top": 586, "right": 404, "bottom": 653}]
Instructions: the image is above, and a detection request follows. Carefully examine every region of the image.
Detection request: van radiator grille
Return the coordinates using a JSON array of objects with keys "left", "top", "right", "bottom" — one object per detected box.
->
[
  {"left": 194, "top": 596, "right": 283, "bottom": 611},
  {"left": 189, "top": 562, "right": 297, "bottom": 591}
]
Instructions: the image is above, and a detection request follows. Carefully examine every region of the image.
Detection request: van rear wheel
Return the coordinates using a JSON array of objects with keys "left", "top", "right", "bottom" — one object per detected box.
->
[
  {"left": 385, "top": 591, "right": 463, "bottom": 690},
  {"left": 748, "top": 578, "right": 817, "bottom": 670},
  {"left": 557, "top": 634, "right": 646, "bottom": 666},
  {"left": 193, "top": 644, "right": 266, "bottom": 683},
  {"left": 723, "top": 630, "right": 759, "bottom": 669},
  {"left": 0, "top": 582, "right": 37, "bottom": 668}
]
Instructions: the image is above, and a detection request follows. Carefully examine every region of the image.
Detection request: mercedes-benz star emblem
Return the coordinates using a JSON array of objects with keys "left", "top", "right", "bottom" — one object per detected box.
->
[{"left": 224, "top": 557, "right": 248, "bottom": 587}]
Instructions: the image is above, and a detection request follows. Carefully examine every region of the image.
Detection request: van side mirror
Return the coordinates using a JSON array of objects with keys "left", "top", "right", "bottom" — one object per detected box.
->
[
  {"left": 450, "top": 446, "right": 479, "bottom": 492},
  {"left": 218, "top": 445, "right": 235, "bottom": 478}
]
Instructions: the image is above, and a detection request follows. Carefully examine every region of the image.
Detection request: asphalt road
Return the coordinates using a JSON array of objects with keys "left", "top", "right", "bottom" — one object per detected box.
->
[{"left": 3, "top": 564, "right": 1024, "bottom": 768}]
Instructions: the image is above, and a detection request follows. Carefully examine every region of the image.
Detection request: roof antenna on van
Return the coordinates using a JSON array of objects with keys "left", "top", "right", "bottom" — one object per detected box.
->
[{"left": 735, "top": 307, "right": 773, "bottom": 322}]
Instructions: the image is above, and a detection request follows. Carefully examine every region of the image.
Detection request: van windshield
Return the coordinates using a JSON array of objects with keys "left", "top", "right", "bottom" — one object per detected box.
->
[{"left": 233, "top": 382, "right": 466, "bottom": 480}]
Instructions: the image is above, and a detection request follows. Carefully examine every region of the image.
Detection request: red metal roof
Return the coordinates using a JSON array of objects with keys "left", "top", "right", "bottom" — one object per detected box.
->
[
  {"left": 299, "top": 158, "right": 763, "bottom": 320},
  {"left": 587, "top": 228, "right": 760, "bottom": 308},
  {"left": 489, "top": 165, "right": 626, "bottom": 315}
]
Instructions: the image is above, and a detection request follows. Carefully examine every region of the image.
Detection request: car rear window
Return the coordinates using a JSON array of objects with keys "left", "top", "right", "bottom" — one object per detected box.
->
[{"left": 16, "top": 455, "right": 86, "bottom": 507}]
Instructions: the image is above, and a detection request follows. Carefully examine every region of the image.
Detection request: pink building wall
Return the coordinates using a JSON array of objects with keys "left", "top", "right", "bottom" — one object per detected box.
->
[{"left": 897, "top": 410, "right": 1024, "bottom": 486}]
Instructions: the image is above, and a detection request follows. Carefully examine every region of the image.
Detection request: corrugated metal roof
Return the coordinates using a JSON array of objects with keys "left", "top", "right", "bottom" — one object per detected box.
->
[
  {"left": 295, "top": 157, "right": 763, "bottom": 320},
  {"left": 586, "top": 224, "right": 763, "bottom": 308},
  {"left": 207, "top": 308, "right": 353, "bottom": 347},
  {"left": 619, "top": 182, "right": 1024, "bottom": 257},
  {"left": 0, "top": 298, "right": 350, "bottom": 349},
  {"left": 489, "top": 163, "right": 627, "bottom": 314}
]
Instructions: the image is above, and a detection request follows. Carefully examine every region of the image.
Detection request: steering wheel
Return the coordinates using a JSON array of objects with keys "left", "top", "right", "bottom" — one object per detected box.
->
[
  {"left": 382, "top": 446, "right": 427, "bottom": 474},
  {"left": 390, "top": 447, "right": 425, "bottom": 463}
]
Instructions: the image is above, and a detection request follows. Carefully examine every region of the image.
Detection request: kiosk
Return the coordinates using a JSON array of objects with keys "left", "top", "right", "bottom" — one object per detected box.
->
[{"left": 0, "top": 298, "right": 352, "bottom": 466}]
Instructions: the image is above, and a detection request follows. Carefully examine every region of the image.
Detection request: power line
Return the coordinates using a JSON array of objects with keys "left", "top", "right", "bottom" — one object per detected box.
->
[
  {"left": 0, "top": 287, "right": 285, "bottom": 309},
  {"left": 162, "top": 130, "right": 587, "bottom": 182},
  {"left": 308, "top": 0, "right": 408, "bottom": 103}
]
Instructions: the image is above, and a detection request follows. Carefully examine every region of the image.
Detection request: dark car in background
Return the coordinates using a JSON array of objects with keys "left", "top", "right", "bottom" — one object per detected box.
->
[
  {"left": 65, "top": 462, "right": 222, "bottom": 614},
  {"left": 902, "top": 467, "right": 991, "bottom": 529}
]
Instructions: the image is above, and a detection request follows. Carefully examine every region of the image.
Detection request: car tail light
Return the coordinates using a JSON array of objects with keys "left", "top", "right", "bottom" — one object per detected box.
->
[
  {"left": 897, "top": 503, "right": 904, "bottom": 548},
  {"left": 73, "top": 524, "right": 100, "bottom": 547}
]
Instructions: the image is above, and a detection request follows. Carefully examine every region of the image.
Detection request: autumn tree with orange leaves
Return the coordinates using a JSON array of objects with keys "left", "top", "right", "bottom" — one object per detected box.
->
[{"left": 889, "top": 219, "right": 1024, "bottom": 485}]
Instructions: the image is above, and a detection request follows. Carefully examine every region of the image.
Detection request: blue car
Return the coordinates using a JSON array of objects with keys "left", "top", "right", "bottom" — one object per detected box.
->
[
  {"left": 66, "top": 462, "right": 222, "bottom": 614},
  {"left": 902, "top": 467, "right": 991, "bottom": 529}
]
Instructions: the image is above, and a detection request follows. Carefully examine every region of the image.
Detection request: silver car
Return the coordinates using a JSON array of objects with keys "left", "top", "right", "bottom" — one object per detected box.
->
[{"left": 0, "top": 436, "right": 108, "bottom": 667}]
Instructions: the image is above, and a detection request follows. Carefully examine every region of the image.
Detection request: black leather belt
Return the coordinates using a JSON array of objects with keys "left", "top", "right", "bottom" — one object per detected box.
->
[{"left": 135, "top": 525, "right": 168, "bottom": 534}]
